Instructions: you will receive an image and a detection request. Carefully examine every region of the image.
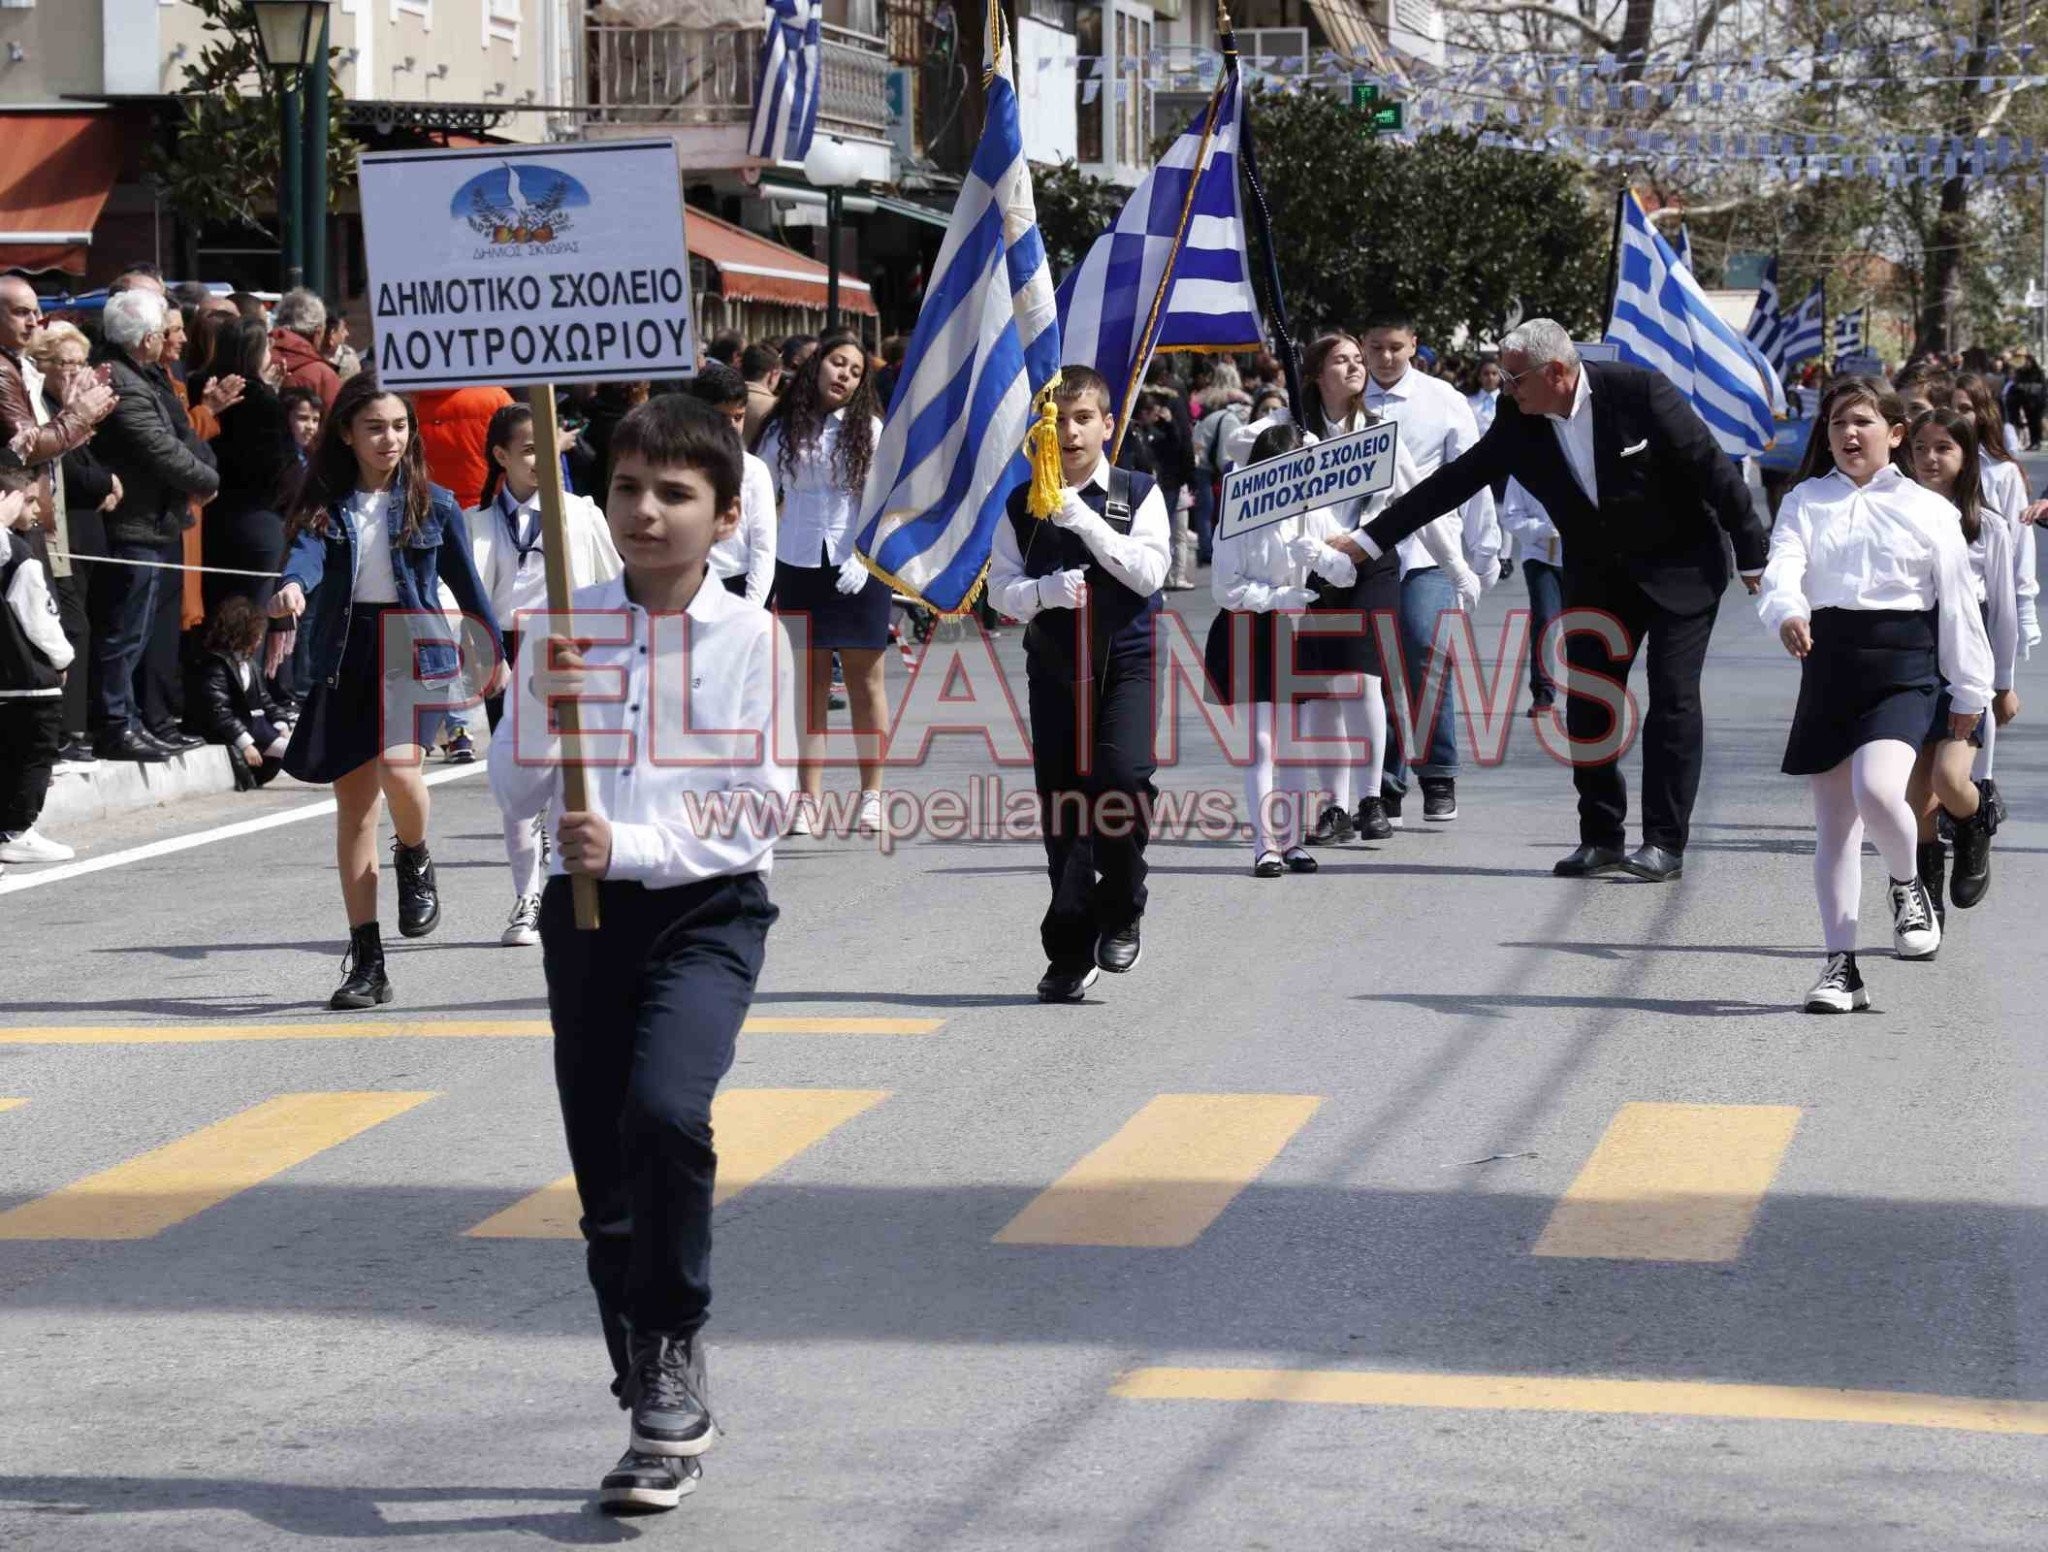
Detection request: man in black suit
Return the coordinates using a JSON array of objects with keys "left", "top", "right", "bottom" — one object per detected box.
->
[{"left": 1331, "top": 319, "right": 1767, "bottom": 881}]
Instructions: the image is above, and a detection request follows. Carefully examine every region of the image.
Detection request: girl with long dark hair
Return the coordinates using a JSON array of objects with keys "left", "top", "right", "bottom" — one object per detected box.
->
[
  {"left": 1760, "top": 379, "right": 1993, "bottom": 1014},
  {"left": 198, "top": 317, "right": 296, "bottom": 615},
  {"left": 756, "top": 328, "right": 889, "bottom": 834},
  {"left": 267, "top": 374, "right": 503, "bottom": 1008}
]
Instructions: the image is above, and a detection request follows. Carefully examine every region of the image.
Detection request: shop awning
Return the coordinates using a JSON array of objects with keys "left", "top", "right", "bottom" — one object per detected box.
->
[
  {"left": 0, "top": 113, "right": 127, "bottom": 276},
  {"left": 685, "top": 208, "right": 877, "bottom": 316}
]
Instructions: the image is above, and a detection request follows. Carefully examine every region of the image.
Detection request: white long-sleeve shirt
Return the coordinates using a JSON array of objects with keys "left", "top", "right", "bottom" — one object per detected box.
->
[
  {"left": 759, "top": 411, "right": 884, "bottom": 568},
  {"left": 1980, "top": 455, "right": 2041, "bottom": 650},
  {"left": 1758, "top": 465, "right": 1994, "bottom": 714},
  {"left": 468, "top": 486, "right": 622, "bottom": 626},
  {"left": 1365, "top": 367, "right": 1502, "bottom": 584},
  {"left": 1973, "top": 510, "right": 2020, "bottom": 693},
  {"left": 986, "top": 458, "right": 1170, "bottom": 620},
  {"left": 708, "top": 450, "right": 778, "bottom": 604},
  {"left": 488, "top": 571, "right": 796, "bottom": 885},
  {"left": 1500, "top": 479, "right": 1561, "bottom": 567},
  {"left": 2, "top": 544, "right": 73, "bottom": 696}
]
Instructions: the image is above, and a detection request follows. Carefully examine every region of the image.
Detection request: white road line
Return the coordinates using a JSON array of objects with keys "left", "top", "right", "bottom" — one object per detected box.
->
[{"left": 0, "top": 765, "right": 488, "bottom": 898}]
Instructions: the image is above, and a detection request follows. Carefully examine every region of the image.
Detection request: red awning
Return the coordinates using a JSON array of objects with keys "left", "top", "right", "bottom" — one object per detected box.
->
[
  {"left": 0, "top": 113, "right": 127, "bottom": 276},
  {"left": 685, "top": 208, "right": 876, "bottom": 316}
]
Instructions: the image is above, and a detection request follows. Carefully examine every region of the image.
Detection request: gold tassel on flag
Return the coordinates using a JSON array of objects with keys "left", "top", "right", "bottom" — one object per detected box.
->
[{"left": 1025, "top": 371, "right": 1064, "bottom": 519}]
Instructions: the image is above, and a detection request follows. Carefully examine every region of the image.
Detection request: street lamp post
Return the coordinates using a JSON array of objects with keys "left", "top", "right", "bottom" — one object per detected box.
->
[
  {"left": 246, "top": 1, "right": 332, "bottom": 294},
  {"left": 802, "top": 136, "right": 865, "bottom": 334}
]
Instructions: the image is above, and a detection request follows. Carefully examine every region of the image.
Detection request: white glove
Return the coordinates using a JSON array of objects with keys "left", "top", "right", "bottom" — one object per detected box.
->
[
  {"left": 1451, "top": 569, "right": 1482, "bottom": 615},
  {"left": 1288, "top": 535, "right": 1357, "bottom": 589},
  {"left": 1049, "top": 491, "right": 1093, "bottom": 531},
  {"left": 1270, "top": 586, "right": 1316, "bottom": 612},
  {"left": 835, "top": 555, "right": 870, "bottom": 596},
  {"left": 1039, "top": 568, "right": 1089, "bottom": 610}
]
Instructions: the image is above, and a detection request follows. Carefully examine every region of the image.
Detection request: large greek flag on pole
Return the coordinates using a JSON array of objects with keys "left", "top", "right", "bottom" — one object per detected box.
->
[
  {"left": 1834, "top": 307, "right": 1867, "bottom": 354},
  {"left": 1746, "top": 256, "right": 1785, "bottom": 363},
  {"left": 1055, "top": 69, "right": 1265, "bottom": 426},
  {"left": 852, "top": 19, "right": 1059, "bottom": 615},
  {"left": 747, "top": 0, "right": 821, "bottom": 164},
  {"left": 1779, "top": 285, "right": 1826, "bottom": 370},
  {"left": 1607, "top": 191, "right": 1776, "bottom": 458}
]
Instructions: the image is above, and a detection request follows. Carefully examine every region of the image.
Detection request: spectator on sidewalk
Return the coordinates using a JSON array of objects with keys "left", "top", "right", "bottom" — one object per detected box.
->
[
  {"left": 195, "top": 317, "right": 296, "bottom": 616},
  {"left": 269, "top": 288, "right": 342, "bottom": 410},
  {"left": 0, "top": 495, "right": 77, "bottom": 864},
  {"left": 416, "top": 384, "right": 516, "bottom": 511},
  {"left": 88, "top": 289, "right": 218, "bottom": 762},
  {"left": 185, "top": 595, "right": 293, "bottom": 790}
]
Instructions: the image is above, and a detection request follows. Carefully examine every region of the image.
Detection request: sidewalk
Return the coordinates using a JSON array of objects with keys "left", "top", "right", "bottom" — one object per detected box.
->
[{"left": 38, "top": 745, "right": 243, "bottom": 829}]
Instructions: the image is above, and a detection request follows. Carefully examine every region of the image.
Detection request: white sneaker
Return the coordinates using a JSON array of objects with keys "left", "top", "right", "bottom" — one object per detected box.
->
[
  {"left": 0, "top": 828, "right": 75, "bottom": 864},
  {"left": 788, "top": 797, "right": 814, "bottom": 838},
  {"left": 1889, "top": 876, "right": 1941, "bottom": 960},
  {"left": 1803, "top": 952, "right": 1869, "bottom": 1014},
  {"left": 857, "top": 790, "right": 882, "bottom": 834},
  {"left": 500, "top": 892, "right": 541, "bottom": 947}
]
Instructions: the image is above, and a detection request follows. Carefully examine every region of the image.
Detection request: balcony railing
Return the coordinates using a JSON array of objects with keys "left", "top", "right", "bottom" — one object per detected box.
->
[{"left": 587, "top": 21, "right": 892, "bottom": 141}]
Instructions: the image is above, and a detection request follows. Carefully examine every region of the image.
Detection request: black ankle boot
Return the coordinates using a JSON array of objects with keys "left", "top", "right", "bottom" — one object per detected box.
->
[
  {"left": 393, "top": 839, "right": 441, "bottom": 938},
  {"left": 1916, "top": 841, "right": 1947, "bottom": 928},
  {"left": 331, "top": 923, "right": 391, "bottom": 1010},
  {"left": 1949, "top": 807, "right": 1992, "bottom": 910}
]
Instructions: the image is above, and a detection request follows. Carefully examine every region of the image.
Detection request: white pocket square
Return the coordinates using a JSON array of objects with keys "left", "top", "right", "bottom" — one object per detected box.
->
[{"left": 1620, "top": 439, "right": 1649, "bottom": 456}]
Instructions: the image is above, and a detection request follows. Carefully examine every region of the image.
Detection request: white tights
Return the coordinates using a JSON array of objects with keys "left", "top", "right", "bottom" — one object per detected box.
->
[
  {"left": 1300, "top": 681, "right": 1386, "bottom": 813},
  {"left": 1244, "top": 702, "right": 1309, "bottom": 856},
  {"left": 504, "top": 812, "right": 543, "bottom": 899},
  {"left": 1810, "top": 741, "right": 1921, "bottom": 954}
]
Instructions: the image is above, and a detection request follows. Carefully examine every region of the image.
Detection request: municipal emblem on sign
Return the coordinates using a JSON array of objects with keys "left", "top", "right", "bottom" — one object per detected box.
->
[{"left": 454, "top": 164, "right": 589, "bottom": 257}]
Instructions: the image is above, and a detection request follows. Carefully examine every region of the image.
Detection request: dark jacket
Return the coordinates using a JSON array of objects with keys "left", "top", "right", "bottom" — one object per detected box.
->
[
  {"left": 270, "top": 329, "right": 341, "bottom": 410},
  {"left": 185, "top": 645, "right": 285, "bottom": 748},
  {"left": 1360, "top": 359, "right": 1765, "bottom": 616},
  {"left": 210, "top": 381, "right": 296, "bottom": 520},
  {"left": 94, "top": 353, "right": 219, "bottom": 549},
  {"left": 0, "top": 346, "right": 100, "bottom": 533},
  {"left": 278, "top": 474, "right": 501, "bottom": 686}
]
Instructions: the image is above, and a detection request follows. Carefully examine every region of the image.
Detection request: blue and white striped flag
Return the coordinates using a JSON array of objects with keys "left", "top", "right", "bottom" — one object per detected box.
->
[
  {"left": 1834, "top": 307, "right": 1866, "bottom": 354},
  {"left": 1606, "top": 191, "right": 1776, "bottom": 458},
  {"left": 1746, "top": 256, "right": 1785, "bottom": 364},
  {"left": 747, "top": 0, "right": 821, "bottom": 164},
  {"left": 1779, "top": 284, "right": 1826, "bottom": 371},
  {"left": 1055, "top": 68, "right": 1264, "bottom": 427},
  {"left": 852, "top": 18, "right": 1059, "bottom": 615}
]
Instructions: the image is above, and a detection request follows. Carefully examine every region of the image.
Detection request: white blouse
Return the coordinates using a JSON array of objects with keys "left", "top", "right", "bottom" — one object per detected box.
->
[
  {"left": 346, "top": 489, "right": 399, "bottom": 605},
  {"left": 1758, "top": 465, "right": 1994, "bottom": 713},
  {"left": 1980, "top": 455, "right": 2041, "bottom": 649},
  {"left": 758, "top": 410, "right": 885, "bottom": 569}
]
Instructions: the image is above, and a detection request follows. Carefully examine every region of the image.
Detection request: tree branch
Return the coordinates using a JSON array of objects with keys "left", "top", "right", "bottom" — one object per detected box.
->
[{"left": 1465, "top": 4, "right": 1619, "bottom": 52}]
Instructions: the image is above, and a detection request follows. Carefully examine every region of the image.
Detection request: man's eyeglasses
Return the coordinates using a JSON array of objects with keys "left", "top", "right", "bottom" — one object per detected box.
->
[{"left": 1499, "top": 363, "right": 1542, "bottom": 391}]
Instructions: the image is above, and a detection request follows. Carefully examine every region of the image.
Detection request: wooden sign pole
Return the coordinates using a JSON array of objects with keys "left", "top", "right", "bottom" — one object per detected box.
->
[{"left": 528, "top": 383, "right": 601, "bottom": 931}]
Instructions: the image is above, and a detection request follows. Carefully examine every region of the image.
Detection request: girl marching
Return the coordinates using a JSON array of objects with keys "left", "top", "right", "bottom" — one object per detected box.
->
[
  {"left": 269, "top": 374, "right": 503, "bottom": 1009},
  {"left": 1758, "top": 378, "right": 1993, "bottom": 1014},
  {"left": 1903, "top": 406, "right": 2019, "bottom": 919},
  {"left": 756, "top": 329, "right": 890, "bottom": 836},
  {"left": 469, "top": 400, "right": 620, "bottom": 947}
]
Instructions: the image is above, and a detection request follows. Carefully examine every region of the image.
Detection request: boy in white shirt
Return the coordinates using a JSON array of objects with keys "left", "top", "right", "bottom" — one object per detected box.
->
[
  {"left": 686, "top": 364, "right": 778, "bottom": 605},
  {"left": 489, "top": 395, "right": 794, "bottom": 1514}
]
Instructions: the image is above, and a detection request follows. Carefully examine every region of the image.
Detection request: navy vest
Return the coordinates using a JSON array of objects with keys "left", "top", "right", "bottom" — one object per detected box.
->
[{"left": 1004, "top": 467, "right": 1161, "bottom": 680}]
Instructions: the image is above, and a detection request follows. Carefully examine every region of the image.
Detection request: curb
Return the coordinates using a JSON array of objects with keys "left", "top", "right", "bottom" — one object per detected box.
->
[{"left": 41, "top": 746, "right": 241, "bottom": 827}]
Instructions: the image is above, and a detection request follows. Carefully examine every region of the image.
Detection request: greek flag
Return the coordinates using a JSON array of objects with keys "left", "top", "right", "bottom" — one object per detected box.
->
[
  {"left": 1672, "top": 224, "right": 1695, "bottom": 274},
  {"left": 1834, "top": 307, "right": 1866, "bottom": 354},
  {"left": 1606, "top": 191, "right": 1775, "bottom": 458},
  {"left": 747, "top": 0, "right": 821, "bottom": 164},
  {"left": 1779, "top": 285, "right": 1826, "bottom": 370},
  {"left": 1055, "top": 68, "right": 1265, "bottom": 424},
  {"left": 852, "top": 19, "right": 1059, "bottom": 615},
  {"left": 1746, "top": 256, "right": 1785, "bottom": 363}
]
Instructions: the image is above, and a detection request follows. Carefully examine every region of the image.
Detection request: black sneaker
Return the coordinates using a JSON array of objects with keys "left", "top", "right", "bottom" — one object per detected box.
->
[
  {"left": 393, "top": 840, "right": 441, "bottom": 938},
  {"left": 1354, "top": 796, "right": 1394, "bottom": 841},
  {"left": 1979, "top": 777, "right": 2006, "bottom": 830},
  {"left": 1096, "top": 920, "right": 1142, "bottom": 973},
  {"left": 599, "top": 1448, "right": 701, "bottom": 1513},
  {"left": 1304, "top": 804, "right": 1353, "bottom": 846},
  {"left": 1379, "top": 787, "right": 1405, "bottom": 830},
  {"left": 1803, "top": 952, "right": 1868, "bottom": 1014},
  {"left": 1036, "top": 961, "right": 1099, "bottom": 1002},
  {"left": 1949, "top": 807, "right": 1992, "bottom": 910},
  {"left": 625, "top": 1333, "right": 715, "bottom": 1458},
  {"left": 329, "top": 940, "right": 391, "bottom": 1011},
  {"left": 1420, "top": 776, "right": 1458, "bottom": 822},
  {"left": 442, "top": 727, "right": 476, "bottom": 764},
  {"left": 1916, "top": 841, "right": 1947, "bottom": 929}
]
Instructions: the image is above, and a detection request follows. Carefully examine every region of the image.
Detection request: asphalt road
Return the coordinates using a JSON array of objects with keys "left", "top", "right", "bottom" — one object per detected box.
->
[{"left": 2, "top": 564, "right": 2044, "bottom": 1550}]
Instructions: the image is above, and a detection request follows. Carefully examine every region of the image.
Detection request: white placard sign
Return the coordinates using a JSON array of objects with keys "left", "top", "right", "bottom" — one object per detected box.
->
[
  {"left": 1217, "top": 422, "right": 1401, "bottom": 543},
  {"left": 358, "top": 139, "right": 697, "bottom": 389}
]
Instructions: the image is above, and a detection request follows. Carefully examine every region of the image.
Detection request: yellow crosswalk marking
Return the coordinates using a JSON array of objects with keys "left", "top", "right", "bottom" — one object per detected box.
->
[
  {"left": 1113, "top": 1367, "right": 2048, "bottom": 1437},
  {"left": 0, "top": 1099, "right": 24, "bottom": 1114},
  {"left": 0, "top": 1092, "right": 434, "bottom": 1240},
  {"left": 465, "top": 1088, "right": 890, "bottom": 1238},
  {"left": 0, "top": 1018, "right": 942, "bottom": 1043},
  {"left": 1532, "top": 1102, "right": 1802, "bottom": 1262},
  {"left": 994, "top": 1094, "right": 1321, "bottom": 1249}
]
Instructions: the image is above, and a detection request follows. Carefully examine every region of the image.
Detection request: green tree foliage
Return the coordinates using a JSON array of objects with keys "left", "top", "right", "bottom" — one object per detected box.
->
[
  {"left": 1244, "top": 91, "right": 1610, "bottom": 345},
  {"left": 144, "top": 0, "right": 355, "bottom": 236},
  {"left": 1031, "top": 160, "right": 1127, "bottom": 279}
]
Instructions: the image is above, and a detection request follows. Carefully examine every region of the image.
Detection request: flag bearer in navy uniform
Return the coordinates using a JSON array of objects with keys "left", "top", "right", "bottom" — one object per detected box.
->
[
  {"left": 988, "top": 366, "right": 1171, "bottom": 1003},
  {"left": 489, "top": 395, "right": 795, "bottom": 1514}
]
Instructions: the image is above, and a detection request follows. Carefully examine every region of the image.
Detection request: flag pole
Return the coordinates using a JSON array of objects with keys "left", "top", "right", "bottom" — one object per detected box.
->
[
  {"left": 1225, "top": 3, "right": 1305, "bottom": 425},
  {"left": 1602, "top": 186, "right": 1630, "bottom": 334}
]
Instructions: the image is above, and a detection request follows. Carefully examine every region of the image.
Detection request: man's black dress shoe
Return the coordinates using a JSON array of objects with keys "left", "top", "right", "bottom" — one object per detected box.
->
[
  {"left": 1553, "top": 843, "right": 1627, "bottom": 877},
  {"left": 1096, "top": 920, "right": 1142, "bottom": 973},
  {"left": 1621, "top": 843, "right": 1684, "bottom": 882},
  {"left": 1036, "top": 962, "right": 1099, "bottom": 1003}
]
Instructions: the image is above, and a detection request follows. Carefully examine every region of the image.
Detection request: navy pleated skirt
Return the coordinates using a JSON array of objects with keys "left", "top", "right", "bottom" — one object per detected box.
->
[
  {"left": 1781, "top": 607, "right": 1942, "bottom": 775},
  {"left": 772, "top": 560, "right": 892, "bottom": 651},
  {"left": 284, "top": 604, "right": 462, "bottom": 784}
]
